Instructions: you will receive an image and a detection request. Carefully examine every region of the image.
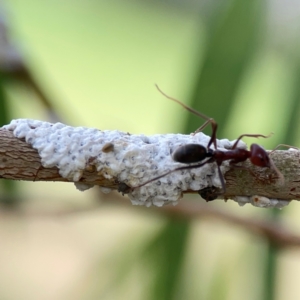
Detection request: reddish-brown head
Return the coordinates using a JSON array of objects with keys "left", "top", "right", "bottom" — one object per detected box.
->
[{"left": 249, "top": 144, "right": 271, "bottom": 167}]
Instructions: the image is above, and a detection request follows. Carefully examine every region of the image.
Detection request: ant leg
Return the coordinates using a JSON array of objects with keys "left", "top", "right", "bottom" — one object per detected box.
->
[
  {"left": 268, "top": 157, "right": 285, "bottom": 185},
  {"left": 229, "top": 162, "right": 258, "bottom": 179},
  {"left": 155, "top": 84, "right": 218, "bottom": 149},
  {"left": 193, "top": 119, "right": 213, "bottom": 134},
  {"left": 232, "top": 133, "right": 273, "bottom": 149},
  {"left": 132, "top": 157, "right": 215, "bottom": 189},
  {"left": 216, "top": 164, "right": 226, "bottom": 194},
  {"left": 194, "top": 120, "right": 218, "bottom": 150},
  {"left": 199, "top": 164, "right": 226, "bottom": 201},
  {"left": 268, "top": 144, "right": 299, "bottom": 184},
  {"left": 230, "top": 160, "right": 284, "bottom": 185},
  {"left": 269, "top": 144, "right": 299, "bottom": 155}
]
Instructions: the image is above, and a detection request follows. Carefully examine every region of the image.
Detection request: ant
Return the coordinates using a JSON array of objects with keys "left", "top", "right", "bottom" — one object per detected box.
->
[{"left": 127, "top": 85, "right": 283, "bottom": 199}]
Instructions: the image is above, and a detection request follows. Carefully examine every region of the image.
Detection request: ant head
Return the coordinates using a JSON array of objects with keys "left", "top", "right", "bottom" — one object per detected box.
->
[
  {"left": 172, "top": 144, "right": 208, "bottom": 164},
  {"left": 250, "top": 144, "right": 285, "bottom": 185},
  {"left": 249, "top": 144, "right": 271, "bottom": 167}
]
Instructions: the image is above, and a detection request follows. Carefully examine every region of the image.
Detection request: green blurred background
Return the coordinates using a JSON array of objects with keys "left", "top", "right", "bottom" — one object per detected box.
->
[{"left": 1, "top": 0, "right": 300, "bottom": 299}]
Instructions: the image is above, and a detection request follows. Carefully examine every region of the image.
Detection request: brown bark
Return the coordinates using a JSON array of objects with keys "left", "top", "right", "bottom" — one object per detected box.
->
[{"left": 0, "top": 128, "right": 299, "bottom": 201}]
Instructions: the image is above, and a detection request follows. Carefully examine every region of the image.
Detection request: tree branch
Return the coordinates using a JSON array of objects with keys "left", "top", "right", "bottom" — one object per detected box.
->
[
  {"left": 0, "top": 129, "right": 112, "bottom": 186},
  {"left": 0, "top": 119, "right": 299, "bottom": 208}
]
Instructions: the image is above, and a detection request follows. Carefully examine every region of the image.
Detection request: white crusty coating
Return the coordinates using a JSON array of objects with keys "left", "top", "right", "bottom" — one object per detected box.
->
[
  {"left": 4, "top": 119, "right": 246, "bottom": 207},
  {"left": 233, "top": 195, "right": 290, "bottom": 209}
]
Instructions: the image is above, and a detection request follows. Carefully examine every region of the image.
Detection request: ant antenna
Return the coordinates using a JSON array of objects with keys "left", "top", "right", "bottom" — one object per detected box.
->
[
  {"left": 155, "top": 84, "right": 218, "bottom": 149},
  {"left": 268, "top": 157, "right": 284, "bottom": 185}
]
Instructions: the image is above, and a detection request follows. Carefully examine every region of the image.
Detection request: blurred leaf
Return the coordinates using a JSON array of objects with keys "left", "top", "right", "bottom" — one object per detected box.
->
[
  {"left": 206, "top": 261, "right": 230, "bottom": 300},
  {"left": 183, "top": 1, "right": 269, "bottom": 300},
  {"left": 186, "top": 0, "right": 265, "bottom": 136},
  {"left": 142, "top": 218, "right": 191, "bottom": 300},
  {"left": 0, "top": 74, "right": 17, "bottom": 203},
  {"left": 264, "top": 230, "right": 278, "bottom": 300},
  {"left": 263, "top": 56, "right": 300, "bottom": 300},
  {"left": 0, "top": 76, "right": 9, "bottom": 126},
  {"left": 81, "top": 219, "right": 191, "bottom": 300},
  {"left": 283, "top": 63, "right": 300, "bottom": 145}
]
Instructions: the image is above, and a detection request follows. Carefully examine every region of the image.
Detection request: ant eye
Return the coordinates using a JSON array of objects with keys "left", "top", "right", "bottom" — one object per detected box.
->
[{"left": 258, "top": 153, "right": 265, "bottom": 161}]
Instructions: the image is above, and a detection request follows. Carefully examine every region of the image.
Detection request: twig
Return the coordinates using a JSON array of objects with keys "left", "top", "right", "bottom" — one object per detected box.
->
[{"left": 0, "top": 119, "right": 300, "bottom": 208}]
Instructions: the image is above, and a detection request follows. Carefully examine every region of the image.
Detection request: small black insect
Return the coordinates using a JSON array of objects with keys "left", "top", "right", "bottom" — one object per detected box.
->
[
  {"left": 198, "top": 186, "right": 219, "bottom": 201},
  {"left": 118, "top": 182, "right": 132, "bottom": 195},
  {"left": 102, "top": 142, "right": 114, "bottom": 153}
]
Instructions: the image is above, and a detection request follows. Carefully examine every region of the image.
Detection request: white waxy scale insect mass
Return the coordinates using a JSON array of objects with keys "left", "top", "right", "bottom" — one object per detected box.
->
[
  {"left": 4, "top": 119, "right": 240, "bottom": 207},
  {"left": 4, "top": 119, "right": 289, "bottom": 208}
]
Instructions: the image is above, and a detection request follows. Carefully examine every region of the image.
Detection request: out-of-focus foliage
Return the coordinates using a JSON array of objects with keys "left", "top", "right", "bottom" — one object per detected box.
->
[{"left": 1, "top": 0, "right": 300, "bottom": 300}]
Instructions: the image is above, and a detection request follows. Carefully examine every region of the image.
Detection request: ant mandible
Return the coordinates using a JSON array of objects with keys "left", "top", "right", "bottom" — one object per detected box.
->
[{"left": 129, "top": 85, "right": 283, "bottom": 198}]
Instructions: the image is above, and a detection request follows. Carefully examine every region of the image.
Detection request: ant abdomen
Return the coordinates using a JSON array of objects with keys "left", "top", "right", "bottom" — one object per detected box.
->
[{"left": 172, "top": 144, "right": 208, "bottom": 164}]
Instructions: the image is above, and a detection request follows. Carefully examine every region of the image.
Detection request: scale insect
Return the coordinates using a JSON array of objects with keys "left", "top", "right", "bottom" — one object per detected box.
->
[{"left": 127, "top": 86, "right": 283, "bottom": 200}]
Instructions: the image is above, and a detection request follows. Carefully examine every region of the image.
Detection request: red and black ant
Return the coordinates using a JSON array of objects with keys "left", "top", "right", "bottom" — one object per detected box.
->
[{"left": 119, "top": 86, "right": 283, "bottom": 200}]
